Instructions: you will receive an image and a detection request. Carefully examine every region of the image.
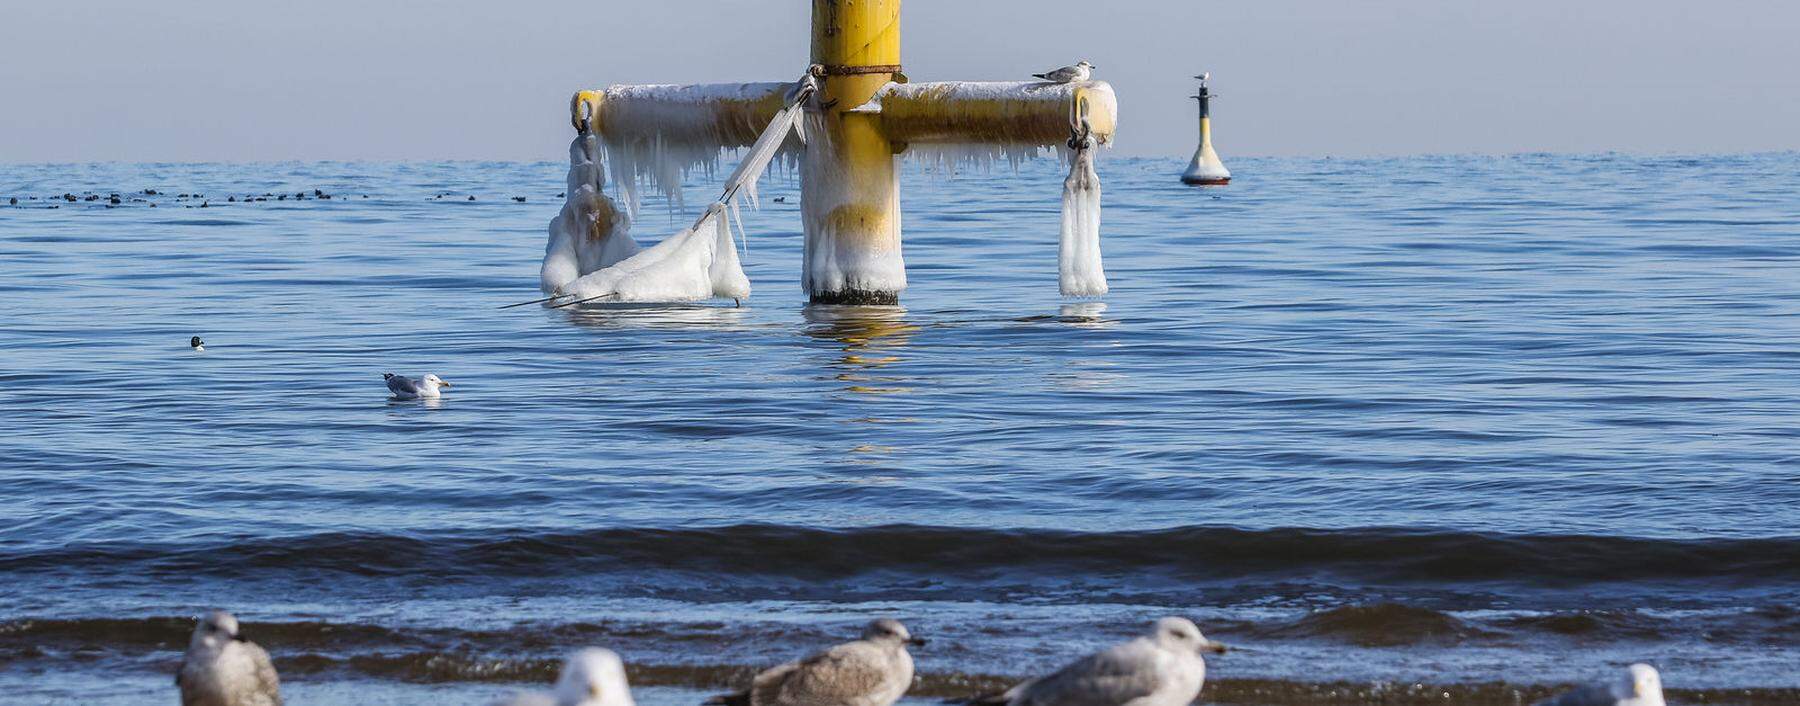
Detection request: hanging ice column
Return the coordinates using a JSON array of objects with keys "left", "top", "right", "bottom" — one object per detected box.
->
[{"left": 548, "top": 0, "right": 1119, "bottom": 305}]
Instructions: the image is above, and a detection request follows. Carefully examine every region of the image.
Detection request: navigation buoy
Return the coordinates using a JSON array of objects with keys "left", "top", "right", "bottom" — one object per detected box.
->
[{"left": 1181, "top": 72, "right": 1230, "bottom": 185}]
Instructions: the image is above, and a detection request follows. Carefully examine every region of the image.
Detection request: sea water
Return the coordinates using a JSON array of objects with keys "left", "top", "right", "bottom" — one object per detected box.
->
[{"left": 2, "top": 154, "right": 1798, "bottom": 705}]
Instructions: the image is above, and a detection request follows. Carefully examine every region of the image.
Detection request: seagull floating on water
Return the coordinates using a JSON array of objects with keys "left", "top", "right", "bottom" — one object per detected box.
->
[
  {"left": 384, "top": 372, "right": 451, "bottom": 399},
  {"left": 707, "top": 619, "right": 922, "bottom": 706},
  {"left": 191, "top": 336, "right": 204, "bottom": 351},
  {"left": 492, "top": 648, "right": 636, "bottom": 706},
  {"left": 965, "top": 617, "right": 1224, "bottom": 706},
  {"left": 176, "top": 610, "right": 282, "bottom": 706},
  {"left": 1032, "top": 60, "right": 1094, "bottom": 83},
  {"left": 1533, "top": 664, "right": 1665, "bottom": 706}
]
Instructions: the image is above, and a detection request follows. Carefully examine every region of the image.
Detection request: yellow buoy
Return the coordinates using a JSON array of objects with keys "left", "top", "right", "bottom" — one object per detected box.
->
[{"left": 1181, "top": 72, "right": 1230, "bottom": 185}]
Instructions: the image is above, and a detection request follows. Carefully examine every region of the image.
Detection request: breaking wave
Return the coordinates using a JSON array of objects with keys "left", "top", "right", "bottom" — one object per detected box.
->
[{"left": 5, "top": 524, "right": 1797, "bottom": 586}]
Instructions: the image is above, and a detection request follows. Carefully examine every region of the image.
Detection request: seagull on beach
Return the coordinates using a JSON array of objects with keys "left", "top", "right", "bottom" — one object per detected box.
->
[
  {"left": 176, "top": 610, "right": 282, "bottom": 706},
  {"left": 964, "top": 617, "right": 1225, "bottom": 706},
  {"left": 705, "top": 619, "right": 923, "bottom": 706},
  {"left": 1532, "top": 664, "right": 1665, "bottom": 706},
  {"left": 492, "top": 648, "right": 636, "bottom": 706},
  {"left": 384, "top": 372, "right": 451, "bottom": 399},
  {"left": 191, "top": 336, "right": 205, "bottom": 351},
  {"left": 1033, "top": 60, "right": 1094, "bottom": 83}
]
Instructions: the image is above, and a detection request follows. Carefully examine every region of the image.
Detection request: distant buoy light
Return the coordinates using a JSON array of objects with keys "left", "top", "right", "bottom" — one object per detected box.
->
[{"left": 1181, "top": 73, "right": 1230, "bottom": 185}]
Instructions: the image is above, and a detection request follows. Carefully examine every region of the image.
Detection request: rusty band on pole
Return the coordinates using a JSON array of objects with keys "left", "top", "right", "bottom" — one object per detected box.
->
[{"left": 814, "top": 64, "right": 902, "bottom": 76}]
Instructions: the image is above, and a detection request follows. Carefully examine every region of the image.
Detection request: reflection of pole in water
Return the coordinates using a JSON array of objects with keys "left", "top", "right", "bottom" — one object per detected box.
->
[
  {"left": 1059, "top": 301, "right": 1113, "bottom": 328},
  {"left": 803, "top": 305, "right": 919, "bottom": 394}
]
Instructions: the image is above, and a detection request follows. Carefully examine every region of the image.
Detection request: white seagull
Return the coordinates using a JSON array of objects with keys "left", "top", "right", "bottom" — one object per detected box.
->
[
  {"left": 1533, "top": 664, "right": 1665, "bottom": 706},
  {"left": 492, "top": 648, "right": 637, "bottom": 706},
  {"left": 176, "top": 610, "right": 282, "bottom": 706},
  {"left": 1032, "top": 60, "right": 1094, "bottom": 83},
  {"left": 384, "top": 372, "right": 451, "bottom": 399},
  {"left": 706, "top": 619, "right": 923, "bottom": 706},
  {"left": 969, "top": 617, "right": 1225, "bottom": 706}
]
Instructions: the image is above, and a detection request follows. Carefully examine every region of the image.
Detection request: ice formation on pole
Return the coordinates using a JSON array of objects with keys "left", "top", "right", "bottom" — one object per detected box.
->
[
  {"left": 592, "top": 82, "right": 792, "bottom": 215},
  {"left": 541, "top": 130, "right": 641, "bottom": 295},
  {"left": 799, "top": 110, "right": 907, "bottom": 299},
  {"left": 1057, "top": 87, "right": 1107, "bottom": 297},
  {"left": 1059, "top": 138, "right": 1106, "bottom": 296},
  {"left": 535, "top": 74, "right": 1119, "bottom": 304},
  {"left": 877, "top": 80, "right": 1114, "bottom": 295},
  {"left": 543, "top": 83, "right": 813, "bottom": 305}
]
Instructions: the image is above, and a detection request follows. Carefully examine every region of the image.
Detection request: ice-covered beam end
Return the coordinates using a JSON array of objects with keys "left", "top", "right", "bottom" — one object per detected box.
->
[
  {"left": 879, "top": 81, "right": 1118, "bottom": 151},
  {"left": 574, "top": 83, "right": 791, "bottom": 212}
]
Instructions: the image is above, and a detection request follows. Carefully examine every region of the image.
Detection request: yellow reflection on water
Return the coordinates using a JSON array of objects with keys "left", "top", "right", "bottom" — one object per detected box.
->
[{"left": 803, "top": 305, "right": 919, "bottom": 396}]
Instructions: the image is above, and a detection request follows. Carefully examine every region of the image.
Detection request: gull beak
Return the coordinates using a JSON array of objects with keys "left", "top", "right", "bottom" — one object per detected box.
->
[
  {"left": 907, "top": 637, "right": 927, "bottom": 647},
  {"left": 437, "top": 380, "right": 452, "bottom": 388},
  {"left": 1201, "top": 641, "right": 1227, "bottom": 654}
]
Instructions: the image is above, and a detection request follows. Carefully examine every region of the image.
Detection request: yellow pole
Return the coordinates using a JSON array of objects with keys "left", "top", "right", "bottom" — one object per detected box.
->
[{"left": 803, "top": 0, "right": 905, "bottom": 304}]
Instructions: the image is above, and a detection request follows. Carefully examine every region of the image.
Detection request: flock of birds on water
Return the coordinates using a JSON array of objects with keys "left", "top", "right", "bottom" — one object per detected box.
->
[
  {"left": 178, "top": 612, "right": 1667, "bottom": 706},
  {"left": 6, "top": 63, "right": 1106, "bottom": 213},
  {"left": 2, "top": 188, "right": 547, "bottom": 210}
]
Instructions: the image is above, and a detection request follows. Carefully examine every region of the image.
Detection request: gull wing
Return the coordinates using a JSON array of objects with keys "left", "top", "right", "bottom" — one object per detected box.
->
[
  {"left": 246, "top": 641, "right": 283, "bottom": 706},
  {"left": 754, "top": 642, "right": 899, "bottom": 706},
  {"left": 387, "top": 375, "right": 420, "bottom": 396},
  {"left": 1014, "top": 641, "right": 1168, "bottom": 706}
]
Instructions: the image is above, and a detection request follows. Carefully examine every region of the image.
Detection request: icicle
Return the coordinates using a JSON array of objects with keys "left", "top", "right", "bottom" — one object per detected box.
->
[
  {"left": 719, "top": 100, "right": 803, "bottom": 205},
  {"left": 903, "top": 142, "right": 1052, "bottom": 176},
  {"left": 1059, "top": 139, "right": 1107, "bottom": 296},
  {"left": 728, "top": 197, "right": 749, "bottom": 256}
]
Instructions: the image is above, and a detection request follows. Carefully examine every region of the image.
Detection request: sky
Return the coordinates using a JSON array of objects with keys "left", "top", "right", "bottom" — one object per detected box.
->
[{"left": 3, "top": 0, "right": 1798, "bottom": 162}]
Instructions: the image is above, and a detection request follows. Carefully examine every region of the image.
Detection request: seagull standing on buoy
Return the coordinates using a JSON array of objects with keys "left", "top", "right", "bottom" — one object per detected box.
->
[
  {"left": 1032, "top": 60, "right": 1094, "bottom": 83},
  {"left": 384, "top": 372, "right": 451, "bottom": 399},
  {"left": 1181, "top": 72, "right": 1231, "bottom": 185}
]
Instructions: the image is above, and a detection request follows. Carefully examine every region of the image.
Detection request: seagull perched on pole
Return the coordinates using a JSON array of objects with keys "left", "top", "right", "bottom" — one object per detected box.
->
[
  {"left": 384, "top": 372, "right": 451, "bottom": 399},
  {"left": 1032, "top": 60, "right": 1094, "bottom": 83}
]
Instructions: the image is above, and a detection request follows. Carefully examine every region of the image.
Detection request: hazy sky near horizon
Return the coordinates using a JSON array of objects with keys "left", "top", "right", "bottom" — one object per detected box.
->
[{"left": 3, "top": 1, "right": 1798, "bottom": 162}]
